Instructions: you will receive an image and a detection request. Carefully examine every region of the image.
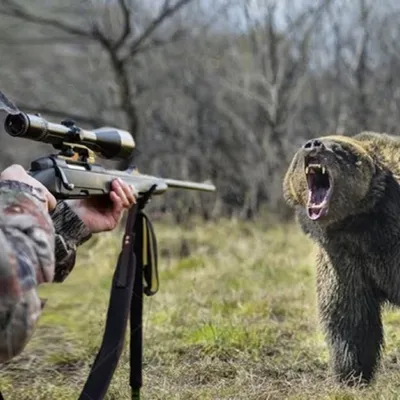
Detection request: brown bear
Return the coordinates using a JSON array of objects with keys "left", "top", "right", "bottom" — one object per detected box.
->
[{"left": 283, "top": 131, "right": 400, "bottom": 386}]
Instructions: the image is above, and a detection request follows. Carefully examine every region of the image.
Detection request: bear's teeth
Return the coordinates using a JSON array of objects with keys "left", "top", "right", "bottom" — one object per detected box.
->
[{"left": 306, "top": 164, "right": 325, "bottom": 174}]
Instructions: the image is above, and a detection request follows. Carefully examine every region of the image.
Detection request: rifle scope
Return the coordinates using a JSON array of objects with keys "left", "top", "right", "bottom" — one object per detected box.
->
[{"left": 4, "top": 112, "right": 135, "bottom": 160}]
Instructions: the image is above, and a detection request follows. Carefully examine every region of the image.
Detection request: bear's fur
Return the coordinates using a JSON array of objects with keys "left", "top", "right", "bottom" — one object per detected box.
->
[{"left": 283, "top": 131, "right": 400, "bottom": 386}]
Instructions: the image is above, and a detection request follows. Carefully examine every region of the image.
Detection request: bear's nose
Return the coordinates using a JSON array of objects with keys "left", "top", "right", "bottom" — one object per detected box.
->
[{"left": 303, "top": 139, "right": 325, "bottom": 152}]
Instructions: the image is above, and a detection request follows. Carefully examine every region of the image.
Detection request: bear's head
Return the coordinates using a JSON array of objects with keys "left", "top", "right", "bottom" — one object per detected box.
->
[{"left": 283, "top": 135, "right": 382, "bottom": 225}]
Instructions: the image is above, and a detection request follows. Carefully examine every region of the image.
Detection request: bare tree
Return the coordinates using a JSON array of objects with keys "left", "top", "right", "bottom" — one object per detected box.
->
[
  {"left": 0, "top": 0, "right": 196, "bottom": 167},
  {"left": 203, "top": 0, "right": 332, "bottom": 217}
]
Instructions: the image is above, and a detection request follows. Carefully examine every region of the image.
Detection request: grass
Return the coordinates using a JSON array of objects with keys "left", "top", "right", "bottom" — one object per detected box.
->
[{"left": 1, "top": 217, "right": 400, "bottom": 399}]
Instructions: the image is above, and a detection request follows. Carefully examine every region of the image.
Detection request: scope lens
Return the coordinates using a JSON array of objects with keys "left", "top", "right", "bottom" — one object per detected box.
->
[{"left": 5, "top": 113, "right": 27, "bottom": 136}]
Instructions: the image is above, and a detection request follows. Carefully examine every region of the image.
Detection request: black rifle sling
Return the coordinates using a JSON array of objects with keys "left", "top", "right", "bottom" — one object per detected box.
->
[{"left": 79, "top": 203, "right": 140, "bottom": 400}]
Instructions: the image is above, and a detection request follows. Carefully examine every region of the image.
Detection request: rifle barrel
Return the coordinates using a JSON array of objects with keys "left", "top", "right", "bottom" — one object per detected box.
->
[{"left": 164, "top": 179, "right": 216, "bottom": 192}]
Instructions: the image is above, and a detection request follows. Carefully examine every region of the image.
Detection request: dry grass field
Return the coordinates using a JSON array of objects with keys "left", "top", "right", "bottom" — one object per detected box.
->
[{"left": 1, "top": 217, "right": 400, "bottom": 399}]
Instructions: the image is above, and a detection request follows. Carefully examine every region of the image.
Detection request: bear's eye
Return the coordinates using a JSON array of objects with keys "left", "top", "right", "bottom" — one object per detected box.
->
[
  {"left": 332, "top": 145, "right": 358, "bottom": 164},
  {"left": 331, "top": 144, "right": 342, "bottom": 152},
  {"left": 344, "top": 152, "right": 359, "bottom": 165},
  {"left": 331, "top": 145, "right": 347, "bottom": 159}
]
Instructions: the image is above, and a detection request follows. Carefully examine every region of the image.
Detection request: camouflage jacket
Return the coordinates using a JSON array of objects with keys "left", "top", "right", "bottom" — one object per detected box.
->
[{"left": 0, "top": 180, "right": 92, "bottom": 363}]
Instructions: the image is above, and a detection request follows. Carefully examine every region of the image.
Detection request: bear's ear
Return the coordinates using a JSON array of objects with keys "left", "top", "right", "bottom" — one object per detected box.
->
[
  {"left": 354, "top": 131, "right": 400, "bottom": 176},
  {"left": 282, "top": 153, "right": 302, "bottom": 207}
]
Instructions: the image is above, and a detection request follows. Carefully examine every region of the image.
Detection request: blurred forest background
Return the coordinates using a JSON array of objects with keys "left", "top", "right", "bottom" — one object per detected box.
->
[{"left": 0, "top": 0, "right": 399, "bottom": 221}]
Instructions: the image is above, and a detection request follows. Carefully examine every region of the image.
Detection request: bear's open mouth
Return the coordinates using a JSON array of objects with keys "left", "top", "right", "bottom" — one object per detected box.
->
[{"left": 304, "top": 158, "right": 333, "bottom": 220}]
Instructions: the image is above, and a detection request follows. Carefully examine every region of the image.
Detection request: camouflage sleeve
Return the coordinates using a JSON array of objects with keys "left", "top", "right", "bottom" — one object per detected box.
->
[
  {"left": 0, "top": 180, "right": 55, "bottom": 363},
  {"left": 50, "top": 201, "right": 92, "bottom": 283}
]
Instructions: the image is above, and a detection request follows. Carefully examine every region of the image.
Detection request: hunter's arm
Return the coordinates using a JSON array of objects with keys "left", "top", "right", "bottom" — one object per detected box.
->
[
  {"left": 0, "top": 180, "right": 55, "bottom": 362},
  {"left": 50, "top": 201, "right": 92, "bottom": 283}
]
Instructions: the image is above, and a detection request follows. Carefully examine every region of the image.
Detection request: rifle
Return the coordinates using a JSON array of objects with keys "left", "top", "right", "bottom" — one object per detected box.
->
[{"left": 0, "top": 90, "right": 216, "bottom": 400}]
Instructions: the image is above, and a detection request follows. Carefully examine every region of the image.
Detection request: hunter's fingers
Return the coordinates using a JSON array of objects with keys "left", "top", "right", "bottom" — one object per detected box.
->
[
  {"left": 110, "top": 191, "right": 123, "bottom": 212},
  {"left": 111, "top": 179, "right": 132, "bottom": 208},
  {"left": 46, "top": 192, "right": 57, "bottom": 212},
  {"left": 120, "top": 180, "right": 137, "bottom": 206}
]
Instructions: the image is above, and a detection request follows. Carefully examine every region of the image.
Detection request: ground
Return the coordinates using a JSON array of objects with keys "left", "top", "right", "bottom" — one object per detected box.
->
[{"left": 1, "top": 217, "right": 400, "bottom": 399}]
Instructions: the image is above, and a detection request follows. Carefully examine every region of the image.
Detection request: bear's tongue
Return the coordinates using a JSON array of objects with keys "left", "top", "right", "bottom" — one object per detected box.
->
[
  {"left": 307, "top": 194, "right": 328, "bottom": 220},
  {"left": 306, "top": 167, "right": 330, "bottom": 220}
]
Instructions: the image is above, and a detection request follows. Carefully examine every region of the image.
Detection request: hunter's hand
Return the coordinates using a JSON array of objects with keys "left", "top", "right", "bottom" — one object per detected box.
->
[
  {"left": 0, "top": 164, "right": 57, "bottom": 211},
  {"left": 66, "top": 179, "right": 137, "bottom": 234}
]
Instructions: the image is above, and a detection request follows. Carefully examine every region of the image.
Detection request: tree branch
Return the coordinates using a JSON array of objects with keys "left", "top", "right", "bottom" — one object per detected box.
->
[
  {"left": 0, "top": 0, "right": 91, "bottom": 38},
  {"left": 113, "top": 0, "right": 132, "bottom": 50},
  {"left": 123, "top": 0, "right": 194, "bottom": 61},
  {"left": 124, "top": 28, "right": 187, "bottom": 55}
]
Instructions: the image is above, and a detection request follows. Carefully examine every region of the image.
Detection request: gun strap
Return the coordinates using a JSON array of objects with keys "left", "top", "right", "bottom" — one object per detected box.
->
[
  {"left": 142, "top": 211, "right": 159, "bottom": 296},
  {"left": 78, "top": 204, "right": 140, "bottom": 400}
]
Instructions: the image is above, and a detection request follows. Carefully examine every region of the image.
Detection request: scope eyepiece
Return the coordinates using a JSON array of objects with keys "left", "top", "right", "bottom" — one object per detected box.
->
[{"left": 5, "top": 113, "right": 29, "bottom": 137}]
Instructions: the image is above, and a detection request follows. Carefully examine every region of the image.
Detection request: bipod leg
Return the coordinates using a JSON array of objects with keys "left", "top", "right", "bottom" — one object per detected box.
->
[
  {"left": 129, "top": 186, "right": 157, "bottom": 400},
  {"left": 130, "top": 211, "right": 143, "bottom": 399}
]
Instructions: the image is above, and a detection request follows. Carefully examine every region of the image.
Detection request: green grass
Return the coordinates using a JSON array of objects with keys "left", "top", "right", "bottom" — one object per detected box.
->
[{"left": 1, "top": 217, "right": 400, "bottom": 399}]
